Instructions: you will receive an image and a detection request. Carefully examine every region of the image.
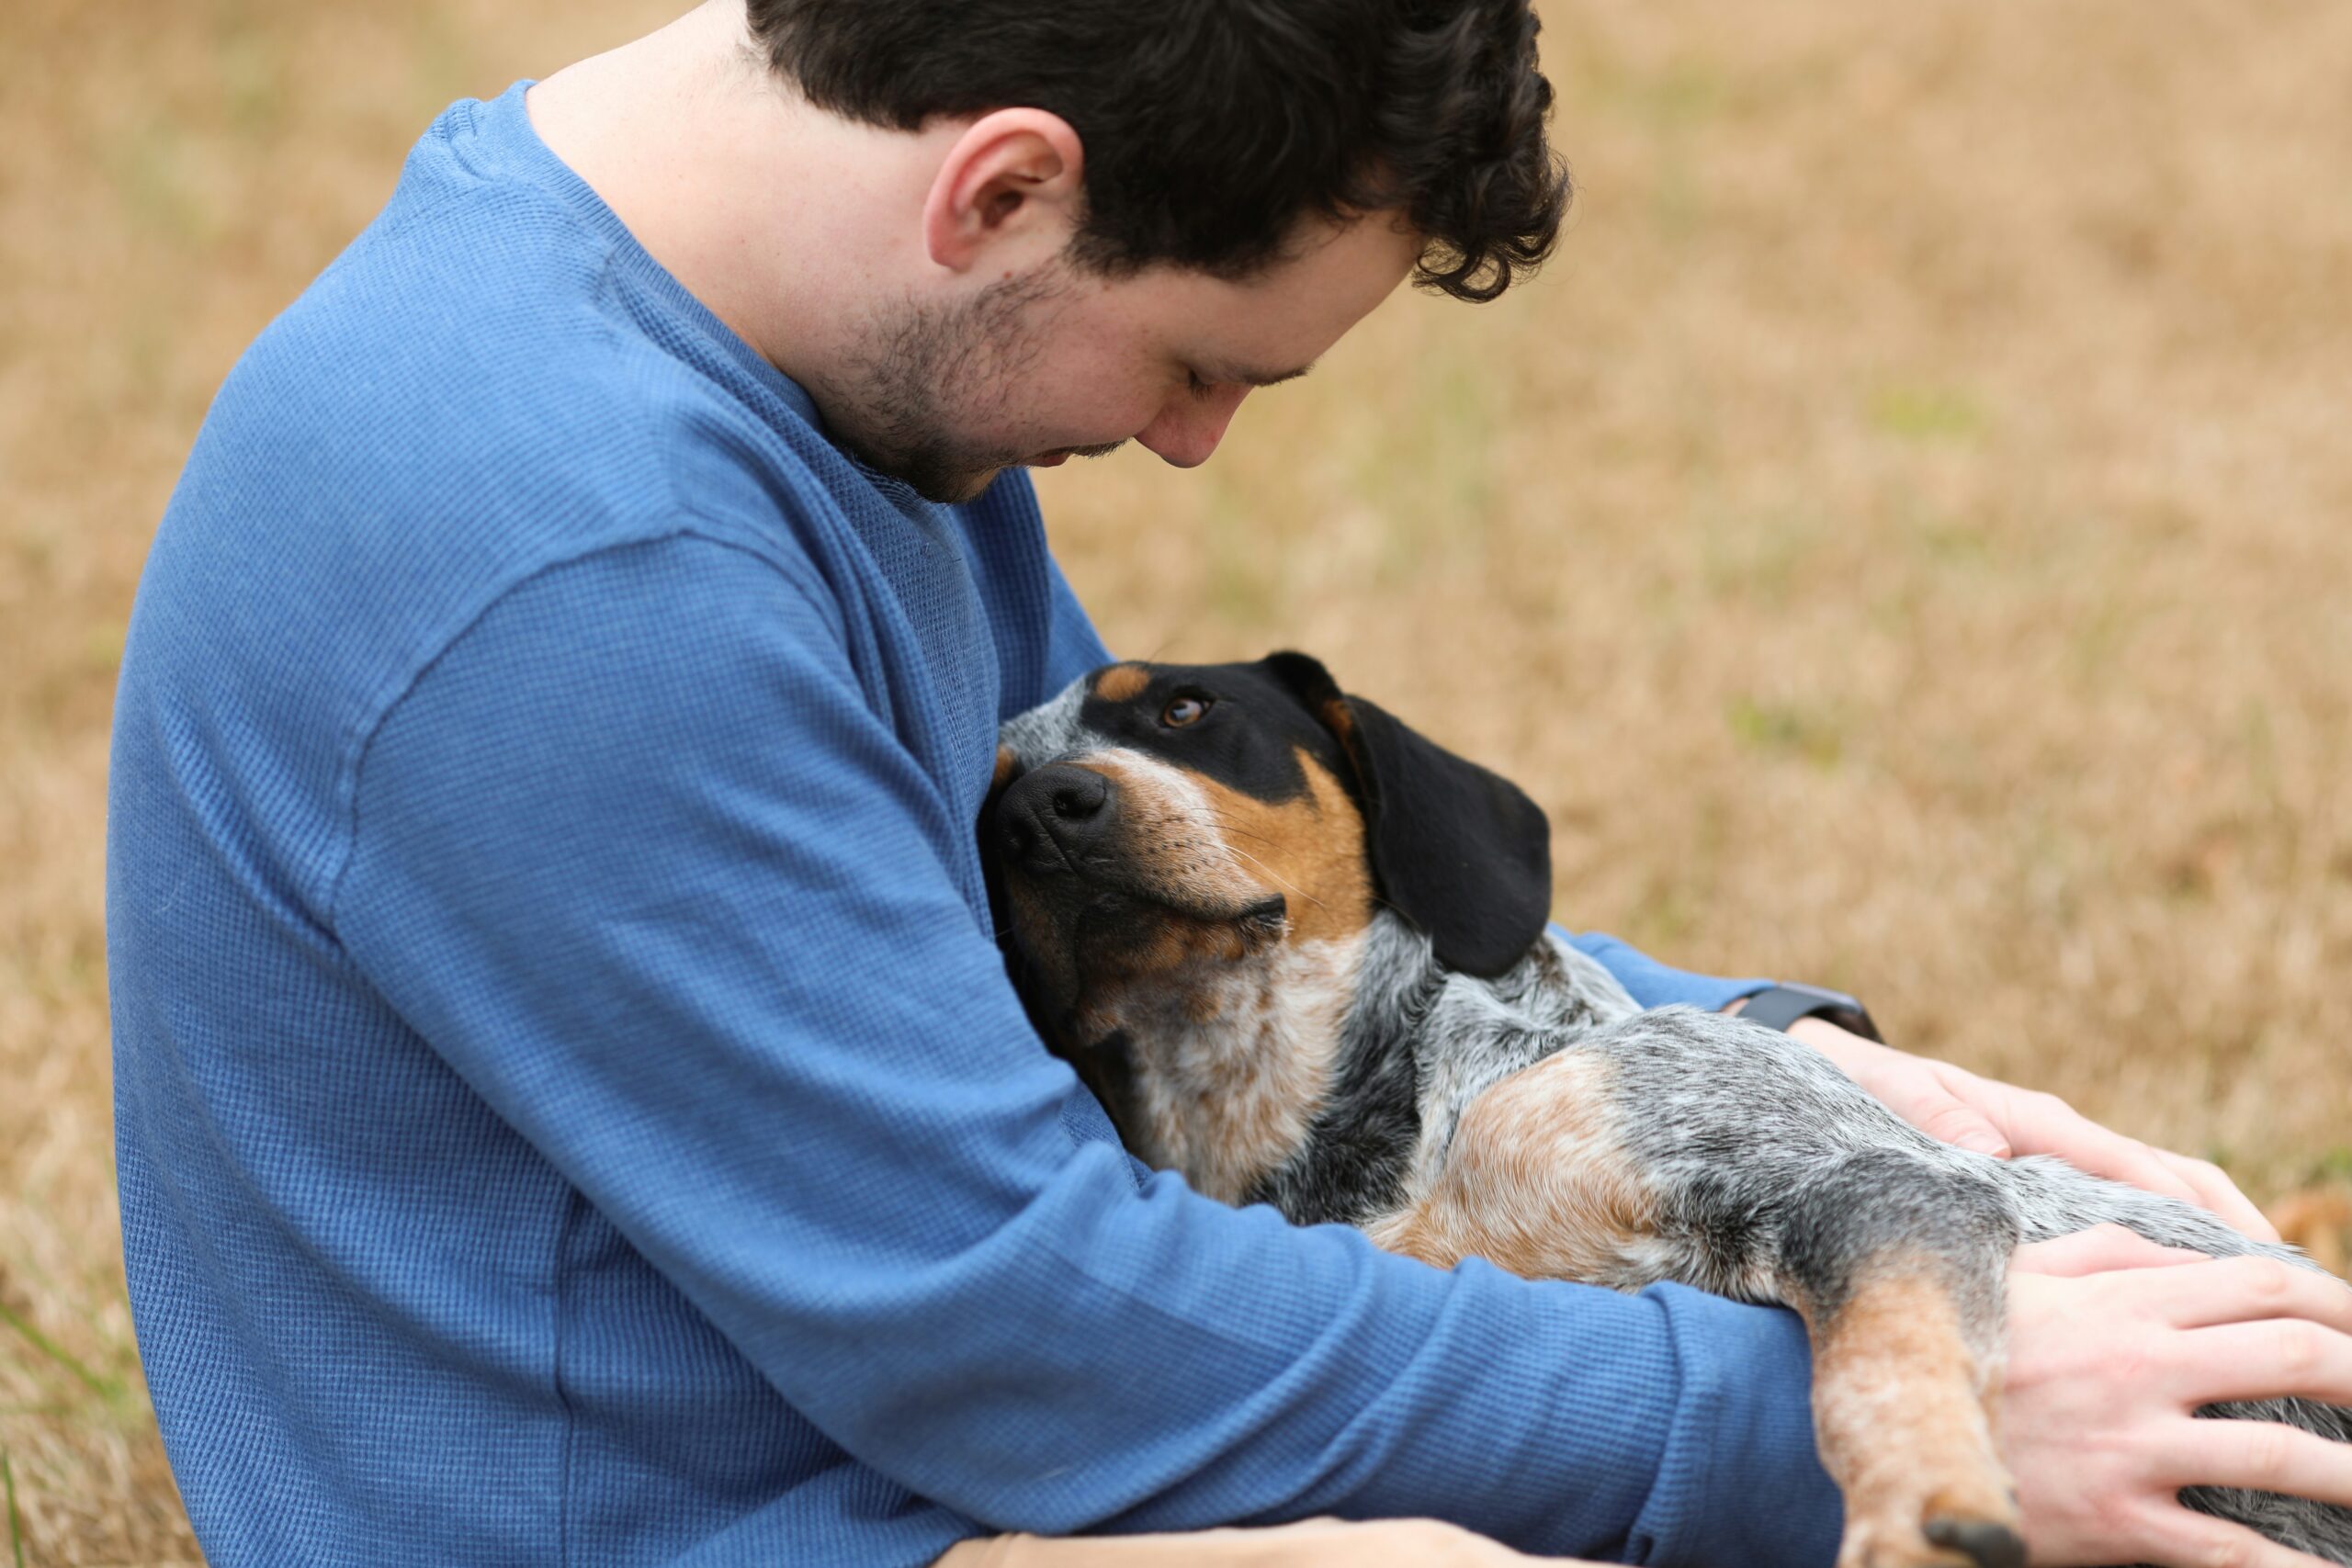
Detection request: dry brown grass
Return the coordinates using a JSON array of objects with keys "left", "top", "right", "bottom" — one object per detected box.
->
[{"left": 2, "top": 1, "right": 2346, "bottom": 1560}]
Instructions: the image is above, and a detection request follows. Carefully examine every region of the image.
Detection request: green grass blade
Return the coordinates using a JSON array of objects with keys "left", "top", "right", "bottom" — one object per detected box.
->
[
  {"left": 0, "top": 1301, "right": 121, "bottom": 1403},
  {"left": 4, "top": 1448, "right": 25, "bottom": 1568}
]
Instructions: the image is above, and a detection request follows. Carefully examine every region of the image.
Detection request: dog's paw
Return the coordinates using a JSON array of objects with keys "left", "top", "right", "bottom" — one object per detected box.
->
[
  {"left": 1837, "top": 1495, "right": 2025, "bottom": 1568},
  {"left": 1923, "top": 1515, "right": 2027, "bottom": 1568}
]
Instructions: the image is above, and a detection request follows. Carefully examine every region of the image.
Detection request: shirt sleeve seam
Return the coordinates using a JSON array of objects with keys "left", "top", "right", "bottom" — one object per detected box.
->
[{"left": 322, "top": 530, "right": 840, "bottom": 936}]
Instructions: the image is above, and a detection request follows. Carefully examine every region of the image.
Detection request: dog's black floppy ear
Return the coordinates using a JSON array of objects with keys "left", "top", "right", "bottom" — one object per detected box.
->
[{"left": 1261, "top": 651, "right": 1554, "bottom": 977}]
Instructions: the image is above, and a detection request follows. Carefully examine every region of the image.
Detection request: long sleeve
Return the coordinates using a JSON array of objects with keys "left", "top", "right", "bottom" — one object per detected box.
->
[
  {"left": 1039, "top": 549, "right": 1114, "bottom": 695},
  {"left": 1563, "top": 930, "right": 1773, "bottom": 1013},
  {"left": 332, "top": 535, "right": 1838, "bottom": 1565}
]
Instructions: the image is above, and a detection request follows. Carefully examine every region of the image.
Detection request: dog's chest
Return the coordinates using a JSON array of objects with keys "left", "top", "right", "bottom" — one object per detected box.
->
[{"left": 1121, "top": 935, "right": 1364, "bottom": 1205}]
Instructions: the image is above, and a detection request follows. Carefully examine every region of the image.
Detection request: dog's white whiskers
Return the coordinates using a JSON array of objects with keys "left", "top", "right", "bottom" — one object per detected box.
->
[{"left": 1208, "top": 827, "right": 1325, "bottom": 910}]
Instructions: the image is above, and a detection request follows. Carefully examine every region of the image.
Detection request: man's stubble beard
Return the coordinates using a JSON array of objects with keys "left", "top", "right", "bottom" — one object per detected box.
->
[{"left": 821, "top": 259, "right": 1088, "bottom": 505}]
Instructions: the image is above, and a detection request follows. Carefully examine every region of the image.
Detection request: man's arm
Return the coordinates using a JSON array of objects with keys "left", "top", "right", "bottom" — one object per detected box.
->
[
  {"left": 1038, "top": 549, "right": 1114, "bottom": 698},
  {"left": 1558, "top": 930, "right": 1769, "bottom": 1013},
  {"left": 335, "top": 535, "right": 1842, "bottom": 1564}
]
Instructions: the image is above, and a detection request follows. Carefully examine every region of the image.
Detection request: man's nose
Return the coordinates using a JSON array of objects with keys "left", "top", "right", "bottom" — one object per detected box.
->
[
  {"left": 996, "top": 764, "right": 1116, "bottom": 870},
  {"left": 1134, "top": 385, "right": 1251, "bottom": 468}
]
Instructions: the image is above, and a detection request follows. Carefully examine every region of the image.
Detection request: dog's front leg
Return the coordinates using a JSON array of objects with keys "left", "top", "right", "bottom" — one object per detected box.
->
[
  {"left": 1364, "top": 1043, "right": 2032, "bottom": 1568},
  {"left": 1779, "top": 1150, "right": 2026, "bottom": 1568}
]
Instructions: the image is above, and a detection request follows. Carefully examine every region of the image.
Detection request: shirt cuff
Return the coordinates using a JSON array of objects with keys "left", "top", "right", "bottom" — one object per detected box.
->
[{"left": 1559, "top": 929, "right": 1773, "bottom": 1014}]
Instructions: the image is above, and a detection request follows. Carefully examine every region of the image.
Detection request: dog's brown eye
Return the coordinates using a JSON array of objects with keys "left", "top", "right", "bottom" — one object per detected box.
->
[{"left": 1161, "top": 695, "right": 1212, "bottom": 728}]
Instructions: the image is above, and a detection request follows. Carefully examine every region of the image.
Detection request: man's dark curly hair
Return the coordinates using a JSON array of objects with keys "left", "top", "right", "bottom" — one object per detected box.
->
[{"left": 743, "top": 0, "right": 1569, "bottom": 303}]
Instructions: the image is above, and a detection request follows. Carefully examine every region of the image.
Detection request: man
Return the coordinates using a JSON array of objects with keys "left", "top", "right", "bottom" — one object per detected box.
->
[{"left": 107, "top": 3, "right": 2352, "bottom": 1565}]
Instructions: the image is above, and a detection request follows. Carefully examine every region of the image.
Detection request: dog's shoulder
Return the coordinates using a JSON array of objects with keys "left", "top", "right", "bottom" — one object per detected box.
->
[{"left": 1250, "top": 923, "right": 1641, "bottom": 1226}]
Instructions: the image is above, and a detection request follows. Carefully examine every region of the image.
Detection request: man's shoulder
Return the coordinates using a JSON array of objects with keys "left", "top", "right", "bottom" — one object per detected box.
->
[
  {"left": 222, "top": 177, "right": 679, "bottom": 513},
  {"left": 166, "top": 226, "right": 762, "bottom": 683},
  {"left": 177, "top": 140, "right": 847, "bottom": 623},
  {"left": 124, "top": 128, "right": 856, "bottom": 856}
]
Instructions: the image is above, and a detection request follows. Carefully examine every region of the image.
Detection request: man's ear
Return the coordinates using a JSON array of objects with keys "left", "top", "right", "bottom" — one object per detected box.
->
[
  {"left": 922, "top": 108, "right": 1085, "bottom": 273},
  {"left": 1260, "top": 651, "right": 1554, "bottom": 977}
]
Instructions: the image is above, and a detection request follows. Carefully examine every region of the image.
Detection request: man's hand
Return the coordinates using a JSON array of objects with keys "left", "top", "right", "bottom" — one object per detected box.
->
[
  {"left": 1757, "top": 1009, "right": 2280, "bottom": 1243},
  {"left": 2006, "top": 1226, "right": 2352, "bottom": 1567}
]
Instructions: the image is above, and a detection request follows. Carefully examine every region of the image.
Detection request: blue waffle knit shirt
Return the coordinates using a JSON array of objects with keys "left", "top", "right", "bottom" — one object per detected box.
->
[{"left": 107, "top": 83, "right": 1843, "bottom": 1568}]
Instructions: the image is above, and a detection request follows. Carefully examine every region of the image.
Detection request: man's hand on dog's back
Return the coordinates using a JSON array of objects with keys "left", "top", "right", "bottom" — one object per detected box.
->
[
  {"left": 2007, "top": 1227, "right": 2352, "bottom": 1567},
  {"left": 1781, "top": 1013, "right": 2280, "bottom": 1240}
]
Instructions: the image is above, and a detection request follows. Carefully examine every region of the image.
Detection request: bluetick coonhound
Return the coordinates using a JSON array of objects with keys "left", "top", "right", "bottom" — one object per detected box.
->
[{"left": 983, "top": 652, "right": 2352, "bottom": 1568}]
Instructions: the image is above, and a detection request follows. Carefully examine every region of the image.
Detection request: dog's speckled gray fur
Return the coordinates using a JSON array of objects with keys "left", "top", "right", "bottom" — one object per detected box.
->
[{"left": 1262, "top": 914, "right": 2352, "bottom": 1566}]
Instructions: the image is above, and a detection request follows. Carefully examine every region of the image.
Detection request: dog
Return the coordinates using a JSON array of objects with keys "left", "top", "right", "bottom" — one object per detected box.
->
[{"left": 982, "top": 652, "right": 2352, "bottom": 1568}]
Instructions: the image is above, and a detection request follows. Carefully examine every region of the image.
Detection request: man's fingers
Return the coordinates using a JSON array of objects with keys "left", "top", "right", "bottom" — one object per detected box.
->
[
  {"left": 2154, "top": 1148, "right": 2283, "bottom": 1243},
  {"left": 2014, "top": 1224, "right": 2205, "bottom": 1279},
  {"left": 2141, "top": 1498, "right": 2347, "bottom": 1568},
  {"left": 2158, "top": 1418, "right": 2352, "bottom": 1510},
  {"left": 2177, "top": 1321, "right": 2352, "bottom": 1407},
  {"left": 1877, "top": 1052, "right": 2277, "bottom": 1245},
  {"left": 2028, "top": 1111, "right": 2211, "bottom": 1212},
  {"left": 2012, "top": 1096, "right": 2277, "bottom": 1242},
  {"left": 1914, "top": 1097, "right": 2012, "bottom": 1159},
  {"left": 2156, "top": 1254, "right": 2352, "bottom": 1336}
]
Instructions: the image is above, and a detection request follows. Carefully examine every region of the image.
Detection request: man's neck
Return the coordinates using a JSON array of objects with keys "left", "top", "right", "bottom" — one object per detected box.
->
[{"left": 522, "top": 2, "right": 942, "bottom": 393}]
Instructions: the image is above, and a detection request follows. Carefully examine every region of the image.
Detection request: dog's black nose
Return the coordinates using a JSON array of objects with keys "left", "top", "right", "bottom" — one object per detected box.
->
[{"left": 998, "top": 763, "right": 1115, "bottom": 870}]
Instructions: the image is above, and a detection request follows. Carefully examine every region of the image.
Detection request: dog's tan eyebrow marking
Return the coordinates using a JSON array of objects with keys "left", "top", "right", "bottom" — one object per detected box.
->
[{"left": 1091, "top": 664, "right": 1151, "bottom": 703}]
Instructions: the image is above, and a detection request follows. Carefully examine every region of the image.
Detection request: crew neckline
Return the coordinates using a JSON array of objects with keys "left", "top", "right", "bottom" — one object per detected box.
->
[{"left": 467, "top": 78, "right": 824, "bottom": 433}]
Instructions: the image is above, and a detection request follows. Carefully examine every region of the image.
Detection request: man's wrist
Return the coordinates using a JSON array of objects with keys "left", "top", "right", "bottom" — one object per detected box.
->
[{"left": 1732, "top": 982, "right": 1883, "bottom": 1043}]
